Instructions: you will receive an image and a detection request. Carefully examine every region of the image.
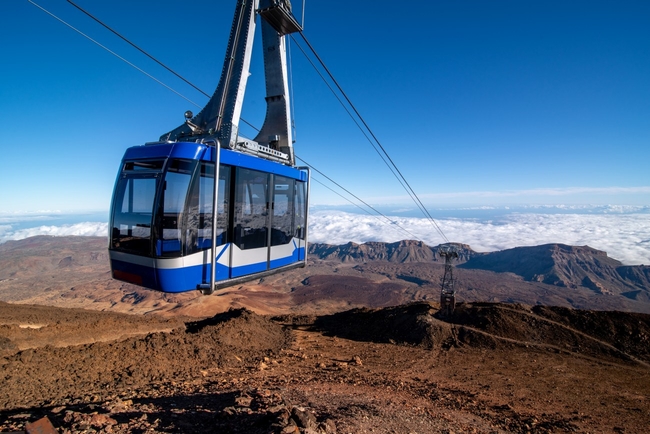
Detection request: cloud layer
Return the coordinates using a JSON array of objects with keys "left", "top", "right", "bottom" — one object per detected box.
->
[
  {"left": 0, "top": 222, "right": 108, "bottom": 242},
  {"left": 308, "top": 210, "right": 650, "bottom": 266},
  {"left": 1, "top": 210, "right": 648, "bottom": 266}
]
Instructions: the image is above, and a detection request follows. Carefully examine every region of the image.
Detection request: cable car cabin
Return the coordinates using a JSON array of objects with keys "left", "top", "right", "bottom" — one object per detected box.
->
[
  {"left": 109, "top": 0, "right": 308, "bottom": 292},
  {"left": 109, "top": 141, "right": 309, "bottom": 292}
]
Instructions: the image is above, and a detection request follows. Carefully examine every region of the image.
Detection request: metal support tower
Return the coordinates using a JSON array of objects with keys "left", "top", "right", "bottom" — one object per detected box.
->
[{"left": 439, "top": 246, "right": 459, "bottom": 317}]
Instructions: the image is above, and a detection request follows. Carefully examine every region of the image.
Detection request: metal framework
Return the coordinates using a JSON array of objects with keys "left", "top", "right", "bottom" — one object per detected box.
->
[
  {"left": 439, "top": 246, "right": 459, "bottom": 317},
  {"left": 160, "top": 0, "right": 300, "bottom": 167}
]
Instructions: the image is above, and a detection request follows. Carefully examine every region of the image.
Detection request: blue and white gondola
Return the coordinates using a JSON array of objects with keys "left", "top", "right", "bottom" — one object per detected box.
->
[
  {"left": 109, "top": 141, "right": 309, "bottom": 292},
  {"left": 108, "top": 0, "right": 309, "bottom": 293}
]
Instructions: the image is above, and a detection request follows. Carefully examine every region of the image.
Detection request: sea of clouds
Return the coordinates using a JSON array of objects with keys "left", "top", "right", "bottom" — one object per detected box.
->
[
  {"left": 308, "top": 209, "right": 650, "bottom": 266},
  {"left": 1, "top": 208, "right": 648, "bottom": 265},
  {"left": 0, "top": 221, "right": 109, "bottom": 241}
]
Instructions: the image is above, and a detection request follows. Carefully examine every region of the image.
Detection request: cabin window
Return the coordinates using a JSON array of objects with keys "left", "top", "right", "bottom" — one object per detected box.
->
[
  {"left": 158, "top": 159, "right": 196, "bottom": 257},
  {"left": 294, "top": 180, "right": 306, "bottom": 239},
  {"left": 185, "top": 163, "right": 231, "bottom": 254},
  {"left": 271, "top": 176, "right": 294, "bottom": 246},
  {"left": 123, "top": 160, "right": 164, "bottom": 172},
  {"left": 110, "top": 175, "right": 158, "bottom": 255},
  {"left": 234, "top": 168, "right": 269, "bottom": 250}
]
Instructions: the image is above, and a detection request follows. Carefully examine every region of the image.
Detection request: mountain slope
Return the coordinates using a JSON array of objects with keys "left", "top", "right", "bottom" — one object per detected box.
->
[
  {"left": 2, "top": 236, "right": 650, "bottom": 315},
  {"left": 308, "top": 240, "right": 476, "bottom": 263},
  {"left": 459, "top": 243, "right": 650, "bottom": 297}
]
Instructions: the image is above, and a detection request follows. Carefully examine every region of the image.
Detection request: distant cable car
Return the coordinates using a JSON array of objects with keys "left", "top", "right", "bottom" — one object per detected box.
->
[{"left": 108, "top": 0, "right": 309, "bottom": 294}]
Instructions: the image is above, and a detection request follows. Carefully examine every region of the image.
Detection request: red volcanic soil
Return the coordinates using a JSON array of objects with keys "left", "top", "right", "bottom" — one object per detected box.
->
[
  {"left": 1, "top": 236, "right": 650, "bottom": 432},
  {"left": 1, "top": 301, "right": 649, "bottom": 433}
]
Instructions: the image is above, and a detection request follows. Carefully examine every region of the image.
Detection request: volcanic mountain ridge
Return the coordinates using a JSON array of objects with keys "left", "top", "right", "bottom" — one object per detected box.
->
[
  {"left": 310, "top": 240, "right": 649, "bottom": 295},
  {"left": 2, "top": 236, "right": 650, "bottom": 315},
  {"left": 458, "top": 243, "right": 650, "bottom": 300}
]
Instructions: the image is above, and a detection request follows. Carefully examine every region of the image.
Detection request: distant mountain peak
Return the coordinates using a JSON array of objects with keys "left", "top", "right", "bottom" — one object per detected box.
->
[
  {"left": 308, "top": 240, "right": 650, "bottom": 300},
  {"left": 460, "top": 243, "right": 650, "bottom": 296},
  {"left": 308, "top": 240, "right": 477, "bottom": 263}
]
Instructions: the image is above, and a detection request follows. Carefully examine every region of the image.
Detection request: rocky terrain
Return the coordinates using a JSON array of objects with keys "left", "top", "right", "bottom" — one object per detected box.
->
[
  {"left": 308, "top": 240, "right": 477, "bottom": 263},
  {"left": 308, "top": 240, "right": 650, "bottom": 314},
  {"left": 2, "top": 236, "right": 650, "bottom": 316},
  {"left": 458, "top": 244, "right": 650, "bottom": 300},
  {"left": 1, "top": 301, "right": 649, "bottom": 433},
  {"left": 1, "top": 236, "right": 650, "bottom": 432}
]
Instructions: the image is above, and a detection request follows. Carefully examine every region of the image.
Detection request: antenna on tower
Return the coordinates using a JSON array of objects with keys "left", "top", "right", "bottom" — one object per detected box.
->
[{"left": 438, "top": 245, "right": 459, "bottom": 317}]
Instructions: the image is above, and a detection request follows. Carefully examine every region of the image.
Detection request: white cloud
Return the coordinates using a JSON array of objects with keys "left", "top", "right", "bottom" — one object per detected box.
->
[
  {"left": 0, "top": 225, "right": 12, "bottom": 238},
  {"left": 0, "top": 222, "right": 108, "bottom": 244},
  {"left": 308, "top": 210, "right": 650, "bottom": 266},
  {"left": 1, "top": 210, "right": 648, "bottom": 267}
]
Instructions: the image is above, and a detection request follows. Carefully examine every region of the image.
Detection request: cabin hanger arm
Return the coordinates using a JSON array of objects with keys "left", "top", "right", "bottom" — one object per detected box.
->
[{"left": 160, "top": 0, "right": 301, "bottom": 166}]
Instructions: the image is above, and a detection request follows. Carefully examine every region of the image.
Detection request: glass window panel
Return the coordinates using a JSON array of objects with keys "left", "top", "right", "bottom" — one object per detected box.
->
[
  {"left": 123, "top": 160, "right": 164, "bottom": 172},
  {"left": 120, "top": 177, "right": 156, "bottom": 213},
  {"left": 186, "top": 163, "right": 231, "bottom": 254},
  {"left": 235, "top": 168, "right": 268, "bottom": 250},
  {"left": 158, "top": 160, "right": 195, "bottom": 257},
  {"left": 294, "top": 180, "right": 306, "bottom": 239},
  {"left": 110, "top": 176, "right": 157, "bottom": 256},
  {"left": 271, "top": 176, "right": 294, "bottom": 246}
]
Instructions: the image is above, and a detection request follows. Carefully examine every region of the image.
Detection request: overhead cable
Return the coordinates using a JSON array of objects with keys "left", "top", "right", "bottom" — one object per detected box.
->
[
  {"left": 66, "top": 0, "right": 211, "bottom": 98},
  {"left": 310, "top": 177, "right": 422, "bottom": 242},
  {"left": 297, "top": 156, "right": 422, "bottom": 241},
  {"left": 30, "top": 0, "right": 434, "bottom": 244},
  {"left": 295, "top": 32, "right": 449, "bottom": 243},
  {"left": 27, "top": 0, "right": 202, "bottom": 108},
  {"left": 290, "top": 38, "right": 423, "bottom": 211},
  {"left": 63, "top": 0, "right": 259, "bottom": 132}
]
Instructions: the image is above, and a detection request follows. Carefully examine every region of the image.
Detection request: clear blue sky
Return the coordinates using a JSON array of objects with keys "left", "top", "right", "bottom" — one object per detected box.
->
[{"left": 1, "top": 0, "right": 649, "bottom": 214}]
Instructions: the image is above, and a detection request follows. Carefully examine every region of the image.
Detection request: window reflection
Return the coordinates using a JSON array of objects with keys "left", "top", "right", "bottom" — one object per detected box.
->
[
  {"left": 235, "top": 169, "right": 269, "bottom": 250},
  {"left": 185, "top": 163, "right": 231, "bottom": 254},
  {"left": 272, "top": 176, "right": 294, "bottom": 246},
  {"left": 111, "top": 175, "right": 158, "bottom": 255},
  {"left": 158, "top": 159, "right": 196, "bottom": 257}
]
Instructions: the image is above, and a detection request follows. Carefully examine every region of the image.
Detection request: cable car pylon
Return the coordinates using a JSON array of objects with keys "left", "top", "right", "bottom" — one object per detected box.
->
[{"left": 438, "top": 245, "right": 459, "bottom": 318}]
